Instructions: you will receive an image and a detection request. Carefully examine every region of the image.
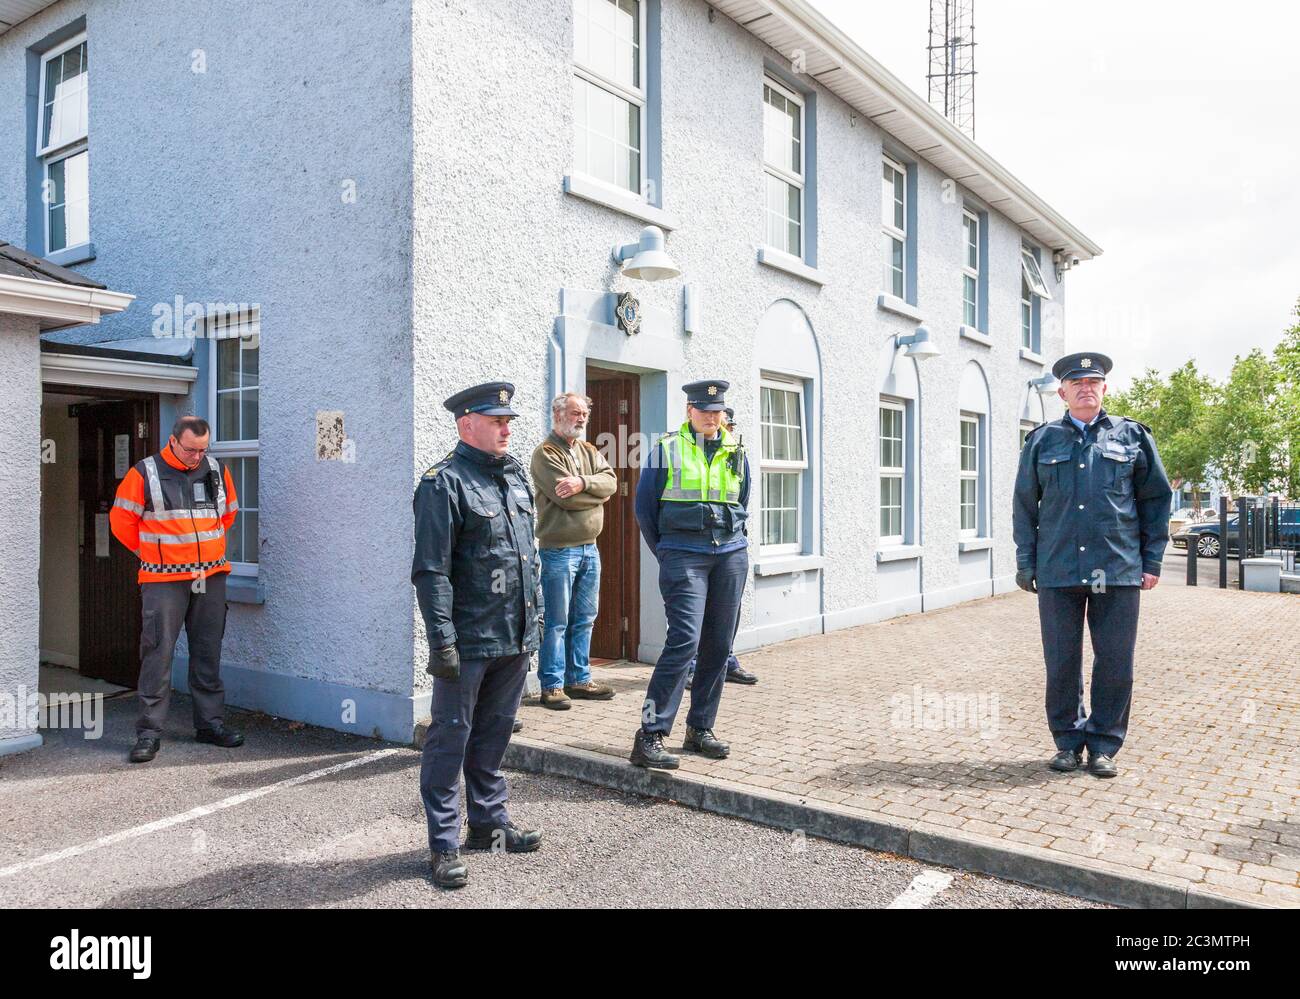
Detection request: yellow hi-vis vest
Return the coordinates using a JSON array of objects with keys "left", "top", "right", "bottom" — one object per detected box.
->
[{"left": 659, "top": 422, "right": 744, "bottom": 504}]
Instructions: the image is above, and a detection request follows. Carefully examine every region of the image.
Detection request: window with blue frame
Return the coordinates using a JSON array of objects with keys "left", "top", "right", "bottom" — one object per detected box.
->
[{"left": 37, "top": 34, "right": 89, "bottom": 256}]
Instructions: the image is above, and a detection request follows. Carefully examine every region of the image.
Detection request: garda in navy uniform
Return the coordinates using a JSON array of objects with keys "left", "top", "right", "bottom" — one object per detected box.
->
[
  {"left": 411, "top": 380, "right": 544, "bottom": 888},
  {"left": 630, "top": 379, "right": 752, "bottom": 769},
  {"left": 1012, "top": 352, "right": 1172, "bottom": 779}
]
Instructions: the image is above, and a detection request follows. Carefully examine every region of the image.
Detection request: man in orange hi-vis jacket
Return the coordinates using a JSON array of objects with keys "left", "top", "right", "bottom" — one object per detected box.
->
[{"left": 110, "top": 415, "right": 242, "bottom": 764}]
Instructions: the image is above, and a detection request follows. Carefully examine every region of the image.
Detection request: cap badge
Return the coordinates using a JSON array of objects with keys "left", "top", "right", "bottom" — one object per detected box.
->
[
  {"left": 1081, "top": 357, "right": 1092, "bottom": 368},
  {"left": 498, "top": 389, "right": 509, "bottom": 403},
  {"left": 708, "top": 385, "right": 718, "bottom": 396}
]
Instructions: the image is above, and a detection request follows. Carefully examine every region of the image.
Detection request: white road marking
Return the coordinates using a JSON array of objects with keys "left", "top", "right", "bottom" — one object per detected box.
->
[
  {"left": 0, "top": 748, "right": 401, "bottom": 880},
  {"left": 887, "top": 870, "right": 955, "bottom": 908}
]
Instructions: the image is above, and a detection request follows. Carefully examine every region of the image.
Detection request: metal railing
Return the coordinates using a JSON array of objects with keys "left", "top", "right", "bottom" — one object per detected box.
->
[{"left": 1186, "top": 496, "right": 1297, "bottom": 586}]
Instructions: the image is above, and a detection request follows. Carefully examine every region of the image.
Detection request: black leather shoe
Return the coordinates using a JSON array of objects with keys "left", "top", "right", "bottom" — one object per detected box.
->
[
  {"left": 1048, "top": 748, "right": 1083, "bottom": 772},
  {"left": 512, "top": 718, "right": 523, "bottom": 733},
  {"left": 464, "top": 821, "right": 542, "bottom": 853},
  {"left": 129, "top": 737, "right": 160, "bottom": 764},
  {"left": 629, "top": 729, "right": 680, "bottom": 769},
  {"left": 195, "top": 725, "right": 245, "bottom": 748},
  {"left": 1087, "top": 752, "right": 1119, "bottom": 778},
  {"left": 431, "top": 849, "right": 468, "bottom": 889},
  {"left": 725, "top": 666, "right": 758, "bottom": 685},
  {"left": 684, "top": 726, "right": 730, "bottom": 759}
]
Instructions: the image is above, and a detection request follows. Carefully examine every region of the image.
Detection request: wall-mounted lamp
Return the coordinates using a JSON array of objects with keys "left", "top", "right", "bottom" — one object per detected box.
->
[
  {"left": 612, "top": 225, "right": 680, "bottom": 282},
  {"left": 1029, "top": 373, "right": 1059, "bottom": 396},
  {"left": 895, "top": 325, "right": 940, "bottom": 360}
]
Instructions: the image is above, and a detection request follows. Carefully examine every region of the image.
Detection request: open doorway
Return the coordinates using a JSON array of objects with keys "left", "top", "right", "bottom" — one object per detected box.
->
[
  {"left": 585, "top": 366, "right": 641, "bottom": 662},
  {"left": 40, "top": 386, "right": 158, "bottom": 698}
]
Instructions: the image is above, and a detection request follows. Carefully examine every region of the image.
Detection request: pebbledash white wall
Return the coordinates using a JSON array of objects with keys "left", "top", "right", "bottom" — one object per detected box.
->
[
  {"left": 413, "top": 0, "right": 1067, "bottom": 671},
  {"left": 0, "top": 313, "right": 43, "bottom": 754}
]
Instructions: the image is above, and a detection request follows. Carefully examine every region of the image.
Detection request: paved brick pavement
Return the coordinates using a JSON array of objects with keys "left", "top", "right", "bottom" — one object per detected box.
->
[{"left": 515, "top": 584, "right": 1300, "bottom": 907}]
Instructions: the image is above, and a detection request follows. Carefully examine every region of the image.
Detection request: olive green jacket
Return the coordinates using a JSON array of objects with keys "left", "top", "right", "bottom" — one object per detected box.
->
[{"left": 529, "top": 432, "right": 618, "bottom": 549}]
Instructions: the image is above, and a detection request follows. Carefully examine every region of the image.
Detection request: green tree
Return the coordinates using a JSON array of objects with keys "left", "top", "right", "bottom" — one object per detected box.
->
[
  {"left": 1273, "top": 300, "right": 1300, "bottom": 498},
  {"left": 1208, "top": 348, "right": 1285, "bottom": 495}
]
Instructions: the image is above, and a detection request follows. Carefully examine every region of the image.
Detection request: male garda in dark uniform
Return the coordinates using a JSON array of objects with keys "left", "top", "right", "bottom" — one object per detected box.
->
[
  {"left": 412, "top": 381, "right": 544, "bottom": 889},
  {"left": 631, "top": 380, "right": 751, "bottom": 769},
  {"left": 1012, "top": 353, "right": 1171, "bottom": 779}
]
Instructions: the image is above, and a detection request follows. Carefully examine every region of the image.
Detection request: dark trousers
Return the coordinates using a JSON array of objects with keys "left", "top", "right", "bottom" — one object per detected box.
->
[
  {"left": 136, "top": 572, "right": 228, "bottom": 738},
  {"left": 642, "top": 547, "right": 748, "bottom": 736},
  {"left": 419, "top": 652, "right": 528, "bottom": 853},
  {"left": 1037, "top": 584, "right": 1140, "bottom": 757}
]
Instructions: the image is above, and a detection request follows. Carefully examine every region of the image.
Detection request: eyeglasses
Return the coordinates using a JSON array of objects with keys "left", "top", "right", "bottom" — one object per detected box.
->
[{"left": 172, "top": 439, "right": 209, "bottom": 457}]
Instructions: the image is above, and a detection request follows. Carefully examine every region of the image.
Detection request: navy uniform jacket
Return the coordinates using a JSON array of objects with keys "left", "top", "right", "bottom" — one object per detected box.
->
[
  {"left": 412, "top": 440, "right": 543, "bottom": 660},
  {"left": 1013, "top": 410, "right": 1173, "bottom": 588}
]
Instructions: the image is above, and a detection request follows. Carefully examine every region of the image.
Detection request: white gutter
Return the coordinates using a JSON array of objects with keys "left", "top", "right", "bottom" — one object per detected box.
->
[{"left": 0, "top": 272, "right": 135, "bottom": 330}]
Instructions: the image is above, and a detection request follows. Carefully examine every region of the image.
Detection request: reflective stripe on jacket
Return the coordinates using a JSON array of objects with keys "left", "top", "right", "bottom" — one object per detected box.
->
[
  {"left": 654, "top": 422, "right": 747, "bottom": 548},
  {"left": 109, "top": 445, "right": 239, "bottom": 583}
]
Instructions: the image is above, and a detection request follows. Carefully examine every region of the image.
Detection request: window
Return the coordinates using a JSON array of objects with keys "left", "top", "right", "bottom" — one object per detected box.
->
[
  {"left": 879, "top": 402, "right": 905, "bottom": 544},
  {"left": 762, "top": 77, "right": 803, "bottom": 258},
  {"left": 760, "top": 379, "right": 806, "bottom": 553},
  {"left": 209, "top": 314, "right": 260, "bottom": 572},
  {"left": 882, "top": 155, "right": 906, "bottom": 298},
  {"left": 572, "top": 0, "right": 645, "bottom": 196},
  {"left": 1020, "top": 244, "right": 1051, "bottom": 352},
  {"left": 959, "top": 415, "right": 979, "bottom": 536},
  {"left": 37, "top": 34, "right": 89, "bottom": 254},
  {"left": 962, "top": 210, "right": 979, "bottom": 328}
]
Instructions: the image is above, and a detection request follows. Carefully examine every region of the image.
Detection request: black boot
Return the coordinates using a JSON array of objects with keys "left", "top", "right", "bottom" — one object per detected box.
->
[
  {"left": 629, "top": 729, "right": 680, "bottom": 770},
  {"left": 1048, "top": 748, "right": 1083, "bottom": 772},
  {"left": 1087, "top": 751, "right": 1118, "bottom": 778},
  {"left": 724, "top": 665, "right": 758, "bottom": 685},
  {"left": 464, "top": 821, "right": 542, "bottom": 853},
  {"left": 431, "top": 849, "right": 468, "bottom": 889},
  {"left": 129, "top": 736, "right": 160, "bottom": 764},
  {"left": 684, "top": 726, "right": 730, "bottom": 759},
  {"left": 196, "top": 724, "right": 245, "bottom": 748}
]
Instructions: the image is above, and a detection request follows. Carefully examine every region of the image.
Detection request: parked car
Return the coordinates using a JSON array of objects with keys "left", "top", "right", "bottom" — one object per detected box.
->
[
  {"left": 1173, "top": 507, "right": 1300, "bottom": 557},
  {"left": 1168, "top": 506, "right": 1215, "bottom": 537}
]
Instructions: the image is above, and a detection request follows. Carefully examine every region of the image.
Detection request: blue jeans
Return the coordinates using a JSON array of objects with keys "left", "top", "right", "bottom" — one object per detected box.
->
[{"left": 538, "top": 544, "right": 601, "bottom": 691}]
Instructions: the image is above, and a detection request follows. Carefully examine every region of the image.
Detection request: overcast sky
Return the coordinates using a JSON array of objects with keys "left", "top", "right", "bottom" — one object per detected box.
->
[{"left": 808, "top": 0, "right": 1300, "bottom": 391}]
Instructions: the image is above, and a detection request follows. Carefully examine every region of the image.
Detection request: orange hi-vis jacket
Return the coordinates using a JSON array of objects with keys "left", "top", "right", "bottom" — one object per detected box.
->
[{"left": 109, "top": 444, "right": 239, "bottom": 583}]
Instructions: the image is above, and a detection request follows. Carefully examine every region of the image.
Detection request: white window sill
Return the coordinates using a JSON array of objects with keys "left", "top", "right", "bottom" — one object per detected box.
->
[
  {"left": 756, "top": 247, "right": 827, "bottom": 286},
  {"left": 753, "top": 554, "right": 825, "bottom": 576},
  {"left": 959, "top": 325, "right": 993, "bottom": 347},
  {"left": 958, "top": 537, "right": 993, "bottom": 552},
  {"left": 226, "top": 574, "right": 265, "bottom": 604},
  {"left": 562, "top": 174, "right": 679, "bottom": 231},
  {"left": 1019, "top": 347, "right": 1045, "bottom": 365},
  {"left": 46, "top": 242, "right": 95, "bottom": 267},
  {"left": 877, "top": 293, "right": 923, "bottom": 322},
  {"left": 876, "top": 545, "right": 923, "bottom": 563}
]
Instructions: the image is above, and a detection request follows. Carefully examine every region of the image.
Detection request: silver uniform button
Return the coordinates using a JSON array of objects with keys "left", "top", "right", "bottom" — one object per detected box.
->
[
  {"left": 1079, "top": 546, "right": 1086, "bottom": 551},
  {"left": 1079, "top": 463, "right": 1085, "bottom": 469}
]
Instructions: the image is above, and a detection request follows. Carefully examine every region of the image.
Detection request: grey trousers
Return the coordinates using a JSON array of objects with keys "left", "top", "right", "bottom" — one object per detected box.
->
[{"left": 136, "top": 573, "right": 228, "bottom": 739}]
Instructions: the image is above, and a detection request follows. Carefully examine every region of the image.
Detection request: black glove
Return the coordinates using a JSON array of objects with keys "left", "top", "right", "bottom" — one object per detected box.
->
[
  {"left": 1015, "top": 568, "right": 1037, "bottom": 593},
  {"left": 427, "top": 644, "right": 460, "bottom": 681}
]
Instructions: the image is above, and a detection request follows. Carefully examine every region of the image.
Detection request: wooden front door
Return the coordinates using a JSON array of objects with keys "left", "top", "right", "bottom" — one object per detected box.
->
[
  {"left": 76, "top": 398, "right": 152, "bottom": 686},
  {"left": 586, "top": 368, "right": 641, "bottom": 661}
]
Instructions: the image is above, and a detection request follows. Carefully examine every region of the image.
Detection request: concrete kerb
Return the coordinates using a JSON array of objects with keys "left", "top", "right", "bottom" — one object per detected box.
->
[{"left": 492, "top": 736, "right": 1271, "bottom": 910}]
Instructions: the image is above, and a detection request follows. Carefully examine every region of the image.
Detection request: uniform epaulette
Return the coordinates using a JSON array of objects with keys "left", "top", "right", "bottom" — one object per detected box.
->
[
  {"left": 422, "top": 450, "right": 456, "bottom": 479},
  {"left": 1022, "top": 422, "right": 1049, "bottom": 445},
  {"left": 1124, "top": 417, "right": 1154, "bottom": 434}
]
